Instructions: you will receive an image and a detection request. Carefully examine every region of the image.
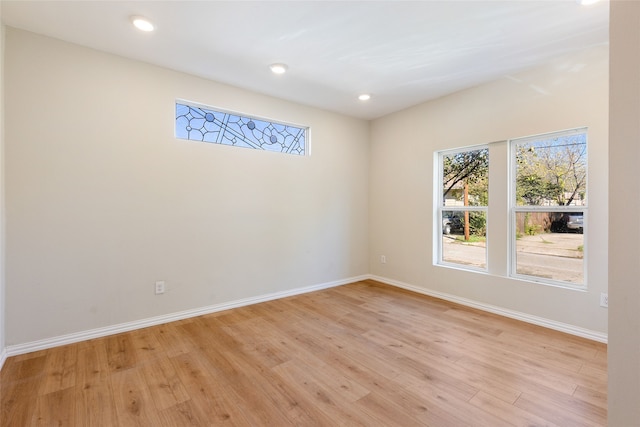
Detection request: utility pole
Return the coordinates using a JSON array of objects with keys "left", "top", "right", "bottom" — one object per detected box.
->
[{"left": 464, "top": 182, "right": 470, "bottom": 241}]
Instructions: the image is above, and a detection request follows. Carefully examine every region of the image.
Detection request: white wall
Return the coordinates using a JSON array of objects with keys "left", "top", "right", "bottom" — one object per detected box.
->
[
  {"left": 608, "top": 1, "right": 640, "bottom": 424},
  {"left": 0, "top": 13, "right": 6, "bottom": 364},
  {"left": 4, "top": 28, "right": 370, "bottom": 345},
  {"left": 369, "top": 45, "right": 609, "bottom": 335}
]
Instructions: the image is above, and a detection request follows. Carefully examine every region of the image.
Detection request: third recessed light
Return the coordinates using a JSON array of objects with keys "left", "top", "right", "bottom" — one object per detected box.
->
[
  {"left": 270, "top": 63, "right": 289, "bottom": 74},
  {"left": 131, "top": 15, "right": 155, "bottom": 32}
]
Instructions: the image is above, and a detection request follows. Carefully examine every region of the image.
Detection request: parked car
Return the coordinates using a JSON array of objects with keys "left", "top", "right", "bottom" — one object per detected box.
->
[
  {"left": 566, "top": 214, "right": 584, "bottom": 233},
  {"left": 443, "top": 213, "right": 463, "bottom": 235},
  {"left": 550, "top": 212, "right": 584, "bottom": 234}
]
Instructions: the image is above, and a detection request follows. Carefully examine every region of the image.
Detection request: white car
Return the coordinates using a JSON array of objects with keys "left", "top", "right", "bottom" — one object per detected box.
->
[
  {"left": 442, "top": 213, "right": 463, "bottom": 235},
  {"left": 567, "top": 214, "right": 583, "bottom": 233}
]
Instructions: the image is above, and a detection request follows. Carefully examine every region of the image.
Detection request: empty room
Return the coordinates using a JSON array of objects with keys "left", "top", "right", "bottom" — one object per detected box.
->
[{"left": 0, "top": 1, "right": 639, "bottom": 425}]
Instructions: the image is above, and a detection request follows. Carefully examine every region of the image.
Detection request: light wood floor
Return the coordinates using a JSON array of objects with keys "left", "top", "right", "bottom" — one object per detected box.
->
[{"left": 1, "top": 280, "right": 607, "bottom": 426}]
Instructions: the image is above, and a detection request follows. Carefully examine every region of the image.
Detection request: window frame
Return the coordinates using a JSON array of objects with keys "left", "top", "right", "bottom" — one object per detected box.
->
[
  {"left": 435, "top": 144, "right": 489, "bottom": 272},
  {"left": 508, "top": 128, "right": 588, "bottom": 289}
]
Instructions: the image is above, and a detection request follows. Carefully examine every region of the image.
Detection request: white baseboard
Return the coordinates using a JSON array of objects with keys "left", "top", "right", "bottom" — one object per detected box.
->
[
  {"left": 0, "top": 348, "right": 7, "bottom": 371},
  {"left": 4, "top": 274, "right": 369, "bottom": 358},
  {"left": 3, "top": 272, "right": 606, "bottom": 362},
  {"left": 368, "top": 274, "right": 607, "bottom": 343}
]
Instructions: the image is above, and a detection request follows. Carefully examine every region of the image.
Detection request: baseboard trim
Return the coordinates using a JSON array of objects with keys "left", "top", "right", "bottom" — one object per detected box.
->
[
  {"left": 5, "top": 274, "right": 369, "bottom": 358},
  {"left": 3, "top": 272, "right": 606, "bottom": 360},
  {"left": 368, "top": 274, "right": 608, "bottom": 343},
  {"left": 0, "top": 348, "right": 7, "bottom": 371}
]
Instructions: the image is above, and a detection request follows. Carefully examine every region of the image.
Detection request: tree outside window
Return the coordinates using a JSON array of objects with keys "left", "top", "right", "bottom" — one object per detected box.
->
[
  {"left": 438, "top": 147, "right": 489, "bottom": 269},
  {"left": 512, "top": 129, "right": 587, "bottom": 286}
]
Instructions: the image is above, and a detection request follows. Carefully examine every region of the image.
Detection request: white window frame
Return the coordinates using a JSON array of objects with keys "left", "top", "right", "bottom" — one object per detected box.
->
[
  {"left": 435, "top": 145, "right": 489, "bottom": 272},
  {"left": 508, "top": 128, "right": 588, "bottom": 289}
]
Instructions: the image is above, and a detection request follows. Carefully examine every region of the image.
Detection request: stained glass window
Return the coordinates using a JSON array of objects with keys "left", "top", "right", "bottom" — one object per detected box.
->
[{"left": 175, "top": 102, "right": 307, "bottom": 156}]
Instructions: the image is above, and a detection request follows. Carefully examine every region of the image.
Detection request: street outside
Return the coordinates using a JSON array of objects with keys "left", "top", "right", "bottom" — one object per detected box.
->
[{"left": 442, "top": 232, "right": 584, "bottom": 284}]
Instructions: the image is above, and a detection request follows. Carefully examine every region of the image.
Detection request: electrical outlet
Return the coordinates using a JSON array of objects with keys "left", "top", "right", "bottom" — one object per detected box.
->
[
  {"left": 155, "top": 281, "right": 165, "bottom": 295},
  {"left": 381, "top": 255, "right": 386, "bottom": 264},
  {"left": 600, "top": 292, "right": 608, "bottom": 308}
]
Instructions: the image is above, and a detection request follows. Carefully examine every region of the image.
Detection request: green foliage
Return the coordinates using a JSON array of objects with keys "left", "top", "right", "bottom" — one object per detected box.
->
[
  {"left": 522, "top": 212, "right": 540, "bottom": 236},
  {"left": 453, "top": 212, "right": 486, "bottom": 238},
  {"left": 467, "top": 211, "right": 486, "bottom": 236},
  {"left": 454, "top": 234, "right": 486, "bottom": 244},
  {"left": 517, "top": 174, "right": 563, "bottom": 206},
  {"left": 526, "top": 224, "right": 541, "bottom": 235},
  {"left": 515, "top": 134, "right": 587, "bottom": 206},
  {"left": 443, "top": 148, "right": 489, "bottom": 204}
]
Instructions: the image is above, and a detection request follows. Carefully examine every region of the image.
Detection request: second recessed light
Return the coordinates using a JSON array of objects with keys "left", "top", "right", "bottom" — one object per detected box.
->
[
  {"left": 358, "top": 94, "right": 371, "bottom": 101},
  {"left": 131, "top": 16, "right": 155, "bottom": 32},
  {"left": 270, "top": 63, "right": 288, "bottom": 74}
]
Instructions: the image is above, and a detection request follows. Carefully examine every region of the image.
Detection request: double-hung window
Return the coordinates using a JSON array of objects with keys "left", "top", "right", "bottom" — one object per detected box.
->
[
  {"left": 435, "top": 128, "right": 587, "bottom": 289},
  {"left": 436, "top": 146, "right": 489, "bottom": 270},
  {"left": 510, "top": 128, "right": 587, "bottom": 287}
]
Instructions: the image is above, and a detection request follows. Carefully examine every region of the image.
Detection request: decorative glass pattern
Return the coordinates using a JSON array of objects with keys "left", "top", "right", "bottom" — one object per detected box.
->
[{"left": 175, "top": 102, "right": 306, "bottom": 155}]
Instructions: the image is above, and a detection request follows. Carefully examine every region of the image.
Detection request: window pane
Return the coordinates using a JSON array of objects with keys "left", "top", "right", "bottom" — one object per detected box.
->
[
  {"left": 515, "top": 211, "right": 584, "bottom": 284},
  {"left": 175, "top": 102, "right": 307, "bottom": 155},
  {"left": 442, "top": 211, "right": 486, "bottom": 269},
  {"left": 442, "top": 148, "right": 489, "bottom": 207},
  {"left": 515, "top": 133, "right": 587, "bottom": 206}
]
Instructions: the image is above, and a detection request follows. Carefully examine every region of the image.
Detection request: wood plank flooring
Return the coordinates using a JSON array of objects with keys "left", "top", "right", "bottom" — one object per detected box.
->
[{"left": 0, "top": 280, "right": 607, "bottom": 426}]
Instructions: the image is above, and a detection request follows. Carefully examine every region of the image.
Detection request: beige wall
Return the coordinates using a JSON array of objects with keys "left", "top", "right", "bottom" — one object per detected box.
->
[
  {"left": 4, "top": 28, "right": 370, "bottom": 345},
  {"left": 369, "top": 44, "right": 609, "bottom": 334},
  {"left": 608, "top": 1, "right": 640, "bottom": 424},
  {"left": 0, "top": 14, "right": 5, "bottom": 357},
  {"left": 1, "top": 21, "right": 613, "bottom": 351}
]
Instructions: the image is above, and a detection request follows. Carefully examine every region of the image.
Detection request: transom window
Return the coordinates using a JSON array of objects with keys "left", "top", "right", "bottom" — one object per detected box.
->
[{"left": 175, "top": 101, "right": 307, "bottom": 155}]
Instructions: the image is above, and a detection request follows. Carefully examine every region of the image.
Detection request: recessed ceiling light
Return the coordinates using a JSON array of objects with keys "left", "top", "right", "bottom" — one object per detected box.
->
[
  {"left": 131, "top": 16, "right": 155, "bottom": 32},
  {"left": 358, "top": 94, "right": 371, "bottom": 101},
  {"left": 576, "top": 0, "right": 601, "bottom": 5},
  {"left": 270, "top": 63, "right": 288, "bottom": 74}
]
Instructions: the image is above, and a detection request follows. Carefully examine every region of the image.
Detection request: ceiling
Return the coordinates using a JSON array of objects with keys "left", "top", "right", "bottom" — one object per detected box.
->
[{"left": 1, "top": 1, "right": 609, "bottom": 120}]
